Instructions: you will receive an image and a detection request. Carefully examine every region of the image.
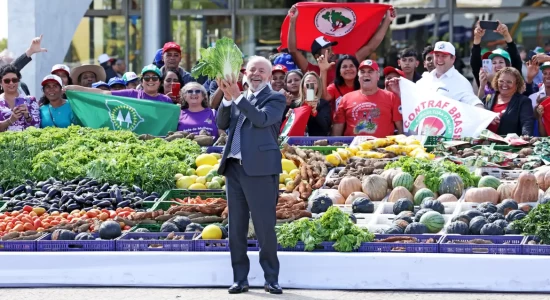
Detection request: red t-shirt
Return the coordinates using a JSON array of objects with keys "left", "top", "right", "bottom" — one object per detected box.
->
[
  {"left": 327, "top": 83, "right": 355, "bottom": 119},
  {"left": 334, "top": 89, "right": 403, "bottom": 137},
  {"left": 487, "top": 102, "right": 509, "bottom": 133},
  {"left": 307, "top": 63, "right": 336, "bottom": 87}
]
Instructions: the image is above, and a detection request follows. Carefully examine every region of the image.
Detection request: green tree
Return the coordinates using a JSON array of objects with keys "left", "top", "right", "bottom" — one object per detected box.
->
[{"left": 0, "top": 38, "right": 7, "bottom": 52}]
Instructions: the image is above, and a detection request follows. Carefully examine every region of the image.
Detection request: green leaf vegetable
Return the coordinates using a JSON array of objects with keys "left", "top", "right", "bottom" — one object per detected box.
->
[
  {"left": 514, "top": 203, "right": 550, "bottom": 245},
  {"left": 385, "top": 156, "right": 479, "bottom": 193},
  {"left": 191, "top": 37, "right": 244, "bottom": 81},
  {"left": 0, "top": 126, "right": 201, "bottom": 193},
  {"left": 276, "top": 206, "right": 375, "bottom": 252}
]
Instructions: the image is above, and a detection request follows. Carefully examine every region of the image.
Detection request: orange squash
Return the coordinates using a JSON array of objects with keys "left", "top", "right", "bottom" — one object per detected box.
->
[
  {"left": 338, "top": 176, "right": 362, "bottom": 200},
  {"left": 437, "top": 194, "right": 458, "bottom": 202},
  {"left": 362, "top": 175, "right": 388, "bottom": 201},
  {"left": 388, "top": 186, "right": 413, "bottom": 202},
  {"left": 496, "top": 184, "right": 515, "bottom": 203},
  {"left": 464, "top": 187, "right": 499, "bottom": 204},
  {"left": 512, "top": 172, "right": 539, "bottom": 203},
  {"left": 345, "top": 192, "right": 368, "bottom": 204},
  {"left": 321, "top": 189, "right": 345, "bottom": 205}
]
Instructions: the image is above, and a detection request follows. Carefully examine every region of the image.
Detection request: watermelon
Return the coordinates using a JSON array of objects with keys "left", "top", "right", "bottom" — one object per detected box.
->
[
  {"left": 392, "top": 172, "right": 414, "bottom": 192},
  {"left": 419, "top": 211, "right": 445, "bottom": 233},
  {"left": 478, "top": 175, "right": 501, "bottom": 189},
  {"left": 414, "top": 188, "right": 435, "bottom": 206}
]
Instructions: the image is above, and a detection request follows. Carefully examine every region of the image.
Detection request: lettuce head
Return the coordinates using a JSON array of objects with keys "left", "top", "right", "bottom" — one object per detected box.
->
[{"left": 191, "top": 38, "right": 244, "bottom": 80}]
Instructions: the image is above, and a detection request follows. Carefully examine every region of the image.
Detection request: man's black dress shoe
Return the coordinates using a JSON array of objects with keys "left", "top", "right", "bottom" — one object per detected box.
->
[
  {"left": 228, "top": 282, "right": 249, "bottom": 294},
  {"left": 264, "top": 282, "right": 283, "bottom": 294}
]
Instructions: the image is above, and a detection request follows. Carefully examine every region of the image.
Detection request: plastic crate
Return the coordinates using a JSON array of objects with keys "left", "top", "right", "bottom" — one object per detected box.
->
[
  {"left": 358, "top": 234, "right": 441, "bottom": 253},
  {"left": 278, "top": 241, "right": 338, "bottom": 252},
  {"left": 439, "top": 235, "right": 523, "bottom": 254},
  {"left": 474, "top": 167, "right": 526, "bottom": 180},
  {"left": 0, "top": 234, "right": 45, "bottom": 251},
  {"left": 36, "top": 233, "right": 115, "bottom": 251},
  {"left": 195, "top": 239, "right": 259, "bottom": 251},
  {"left": 471, "top": 144, "right": 522, "bottom": 153},
  {"left": 116, "top": 232, "right": 196, "bottom": 251},
  {"left": 522, "top": 236, "right": 550, "bottom": 255},
  {"left": 158, "top": 189, "right": 226, "bottom": 202},
  {"left": 205, "top": 146, "right": 224, "bottom": 154},
  {"left": 285, "top": 136, "right": 353, "bottom": 146}
]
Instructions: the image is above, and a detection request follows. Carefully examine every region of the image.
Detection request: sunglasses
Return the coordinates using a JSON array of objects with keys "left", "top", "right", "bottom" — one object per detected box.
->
[
  {"left": 186, "top": 89, "right": 202, "bottom": 94},
  {"left": 165, "top": 78, "right": 178, "bottom": 83},
  {"left": 143, "top": 75, "right": 160, "bottom": 82},
  {"left": 2, "top": 78, "right": 19, "bottom": 84}
]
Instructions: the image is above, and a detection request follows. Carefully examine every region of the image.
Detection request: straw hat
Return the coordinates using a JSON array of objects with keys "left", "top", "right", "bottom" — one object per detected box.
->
[{"left": 71, "top": 65, "right": 106, "bottom": 84}]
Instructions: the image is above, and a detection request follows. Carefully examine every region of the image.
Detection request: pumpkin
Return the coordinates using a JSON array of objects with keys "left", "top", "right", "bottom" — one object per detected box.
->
[
  {"left": 493, "top": 219, "right": 508, "bottom": 229},
  {"left": 496, "top": 184, "right": 515, "bottom": 203},
  {"left": 487, "top": 213, "right": 505, "bottom": 223},
  {"left": 362, "top": 174, "right": 388, "bottom": 201},
  {"left": 480, "top": 223, "right": 504, "bottom": 235},
  {"left": 392, "top": 198, "right": 414, "bottom": 215},
  {"left": 388, "top": 186, "right": 413, "bottom": 202},
  {"left": 404, "top": 223, "right": 428, "bottom": 234},
  {"left": 99, "top": 220, "right": 122, "bottom": 239},
  {"left": 476, "top": 202, "right": 498, "bottom": 214},
  {"left": 412, "top": 175, "right": 428, "bottom": 196},
  {"left": 320, "top": 189, "right": 345, "bottom": 205},
  {"left": 338, "top": 176, "right": 362, "bottom": 199},
  {"left": 352, "top": 197, "right": 375, "bottom": 213},
  {"left": 544, "top": 171, "right": 550, "bottom": 193},
  {"left": 505, "top": 223, "right": 521, "bottom": 234},
  {"left": 395, "top": 211, "right": 415, "bottom": 224},
  {"left": 505, "top": 209, "right": 526, "bottom": 222},
  {"left": 464, "top": 187, "right": 499, "bottom": 204},
  {"left": 421, "top": 198, "right": 445, "bottom": 214},
  {"left": 437, "top": 193, "right": 458, "bottom": 203},
  {"left": 512, "top": 172, "right": 539, "bottom": 203},
  {"left": 384, "top": 226, "right": 404, "bottom": 234},
  {"left": 310, "top": 193, "right": 334, "bottom": 213},
  {"left": 345, "top": 191, "right": 368, "bottom": 204},
  {"left": 446, "top": 221, "right": 469, "bottom": 235},
  {"left": 469, "top": 216, "right": 487, "bottom": 235},
  {"left": 381, "top": 168, "right": 402, "bottom": 188},
  {"left": 497, "top": 199, "right": 518, "bottom": 216},
  {"left": 535, "top": 169, "right": 549, "bottom": 191},
  {"left": 451, "top": 214, "right": 471, "bottom": 225},
  {"left": 438, "top": 173, "right": 464, "bottom": 199}
]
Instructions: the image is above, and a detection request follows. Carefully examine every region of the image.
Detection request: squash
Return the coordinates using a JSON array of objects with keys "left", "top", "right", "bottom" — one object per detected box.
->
[
  {"left": 338, "top": 176, "right": 362, "bottom": 199},
  {"left": 412, "top": 175, "right": 428, "bottom": 196},
  {"left": 345, "top": 191, "right": 368, "bottom": 204},
  {"left": 519, "top": 203, "right": 533, "bottom": 214},
  {"left": 480, "top": 223, "right": 504, "bottom": 235},
  {"left": 446, "top": 221, "right": 469, "bottom": 235},
  {"left": 464, "top": 187, "right": 499, "bottom": 204},
  {"left": 420, "top": 198, "right": 445, "bottom": 214},
  {"left": 437, "top": 194, "right": 458, "bottom": 203},
  {"left": 463, "top": 209, "right": 484, "bottom": 220},
  {"left": 171, "top": 216, "right": 192, "bottom": 232},
  {"left": 310, "top": 193, "right": 334, "bottom": 213},
  {"left": 395, "top": 211, "right": 414, "bottom": 224},
  {"left": 393, "top": 219, "right": 409, "bottom": 229},
  {"left": 318, "top": 189, "right": 345, "bottom": 205},
  {"left": 352, "top": 197, "right": 375, "bottom": 213},
  {"left": 451, "top": 214, "right": 471, "bottom": 225},
  {"left": 492, "top": 219, "right": 508, "bottom": 229},
  {"left": 487, "top": 213, "right": 505, "bottom": 223},
  {"left": 75, "top": 232, "right": 95, "bottom": 240},
  {"left": 505, "top": 210, "right": 526, "bottom": 222},
  {"left": 404, "top": 223, "right": 428, "bottom": 234},
  {"left": 505, "top": 223, "right": 521, "bottom": 234},
  {"left": 392, "top": 198, "right": 414, "bottom": 215},
  {"left": 381, "top": 168, "right": 402, "bottom": 188},
  {"left": 52, "top": 229, "right": 76, "bottom": 241},
  {"left": 160, "top": 221, "right": 180, "bottom": 233},
  {"left": 99, "top": 220, "right": 122, "bottom": 239},
  {"left": 384, "top": 226, "right": 404, "bottom": 234},
  {"left": 497, "top": 199, "right": 518, "bottom": 216},
  {"left": 535, "top": 169, "right": 549, "bottom": 191},
  {"left": 438, "top": 173, "right": 464, "bottom": 199},
  {"left": 512, "top": 172, "right": 539, "bottom": 203},
  {"left": 388, "top": 186, "right": 413, "bottom": 202},
  {"left": 362, "top": 175, "right": 388, "bottom": 201},
  {"left": 497, "top": 184, "right": 515, "bottom": 203},
  {"left": 469, "top": 216, "right": 487, "bottom": 235},
  {"left": 476, "top": 202, "right": 497, "bottom": 214}
]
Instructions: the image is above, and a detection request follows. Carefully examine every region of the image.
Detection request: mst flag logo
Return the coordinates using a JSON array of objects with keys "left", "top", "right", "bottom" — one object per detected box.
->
[
  {"left": 105, "top": 100, "right": 144, "bottom": 131},
  {"left": 315, "top": 8, "right": 356, "bottom": 37}
]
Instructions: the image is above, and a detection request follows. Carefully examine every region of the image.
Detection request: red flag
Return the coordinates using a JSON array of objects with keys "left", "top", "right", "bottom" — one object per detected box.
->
[
  {"left": 279, "top": 2, "right": 392, "bottom": 55},
  {"left": 280, "top": 105, "right": 313, "bottom": 136}
]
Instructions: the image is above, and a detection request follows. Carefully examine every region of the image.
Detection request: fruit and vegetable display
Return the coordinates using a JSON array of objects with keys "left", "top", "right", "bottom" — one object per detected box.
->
[
  {"left": 280, "top": 145, "right": 328, "bottom": 199},
  {"left": 175, "top": 153, "right": 225, "bottom": 190},
  {"left": 0, "top": 126, "right": 201, "bottom": 194},
  {"left": 158, "top": 196, "right": 227, "bottom": 225},
  {"left": 139, "top": 129, "right": 227, "bottom": 147}
]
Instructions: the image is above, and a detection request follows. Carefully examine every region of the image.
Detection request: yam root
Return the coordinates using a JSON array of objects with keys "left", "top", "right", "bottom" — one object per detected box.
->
[
  {"left": 193, "top": 136, "right": 215, "bottom": 147},
  {"left": 190, "top": 216, "right": 225, "bottom": 223},
  {"left": 221, "top": 206, "right": 229, "bottom": 219}
]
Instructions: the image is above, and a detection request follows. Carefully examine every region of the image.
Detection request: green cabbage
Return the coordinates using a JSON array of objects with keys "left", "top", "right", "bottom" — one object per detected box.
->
[{"left": 191, "top": 38, "right": 244, "bottom": 80}]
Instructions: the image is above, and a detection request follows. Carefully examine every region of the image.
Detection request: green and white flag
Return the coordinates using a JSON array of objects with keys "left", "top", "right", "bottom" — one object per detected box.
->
[{"left": 66, "top": 91, "right": 179, "bottom": 136}]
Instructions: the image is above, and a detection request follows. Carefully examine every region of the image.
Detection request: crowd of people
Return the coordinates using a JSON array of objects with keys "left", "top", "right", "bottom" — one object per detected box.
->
[{"left": 0, "top": 7, "right": 550, "bottom": 139}]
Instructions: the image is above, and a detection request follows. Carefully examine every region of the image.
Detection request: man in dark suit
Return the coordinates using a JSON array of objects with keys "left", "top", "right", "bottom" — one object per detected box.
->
[{"left": 216, "top": 56, "right": 286, "bottom": 295}]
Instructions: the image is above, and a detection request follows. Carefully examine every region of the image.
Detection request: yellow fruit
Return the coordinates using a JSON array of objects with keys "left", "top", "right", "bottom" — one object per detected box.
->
[
  {"left": 211, "top": 153, "right": 221, "bottom": 159},
  {"left": 279, "top": 184, "right": 286, "bottom": 190},
  {"left": 202, "top": 224, "right": 223, "bottom": 239},
  {"left": 281, "top": 159, "right": 298, "bottom": 173},
  {"left": 196, "top": 176, "right": 207, "bottom": 184},
  {"left": 185, "top": 168, "right": 196, "bottom": 176},
  {"left": 285, "top": 181, "right": 295, "bottom": 190},
  {"left": 284, "top": 177, "right": 293, "bottom": 184},
  {"left": 336, "top": 148, "right": 350, "bottom": 161},
  {"left": 289, "top": 169, "right": 300, "bottom": 179},
  {"left": 190, "top": 175, "right": 198, "bottom": 182},
  {"left": 195, "top": 154, "right": 218, "bottom": 167},
  {"left": 189, "top": 183, "right": 207, "bottom": 190},
  {"left": 325, "top": 154, "right": 341, "bottom": 166},
  {"left": 196, "top": 165, "right": 214, "bottom": 177},
  {"left": 176, "top": 176, "right": 195, "bottom": 189},
  {"left": 279, "top": 173, "right": 290, "bottom": 183},
  {"left": 174, "top": 173, "right": 184, "bottom": 181},
  {"left": 212, "top": 163, "right": 220, "bottom": 171},
  {"left": 347, "top": 146, "right": 360, "bottom": 156}
]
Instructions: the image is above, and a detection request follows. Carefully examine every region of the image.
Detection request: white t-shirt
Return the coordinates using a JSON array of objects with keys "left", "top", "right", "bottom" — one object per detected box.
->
[
  {"left": 529, "top": 87, "right": 546, "bottom": 108},
  {"left": 416, "top": 66, "right": 483, "bottom": 106}
]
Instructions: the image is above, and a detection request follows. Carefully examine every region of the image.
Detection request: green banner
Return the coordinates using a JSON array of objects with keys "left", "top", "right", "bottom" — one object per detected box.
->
[{"left": 66, "top": 90, "right": 179, "bottom": 136}]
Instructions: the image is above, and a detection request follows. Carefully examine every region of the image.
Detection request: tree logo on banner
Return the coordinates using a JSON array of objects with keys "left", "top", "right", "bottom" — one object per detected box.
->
[
  {"left": 408, "top": 108, "right": 454, "bottom": 138},
  {"left": 315, "top": 8, "right": 356, "bottom": 37},
  {"left": 105, "top": 100, "right": 144, "bottom": 131}
]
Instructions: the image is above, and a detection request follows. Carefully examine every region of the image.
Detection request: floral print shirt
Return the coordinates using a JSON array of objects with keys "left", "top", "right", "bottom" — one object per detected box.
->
[{"left": 0, "top": 95, "right": 41, "bottom": 131}]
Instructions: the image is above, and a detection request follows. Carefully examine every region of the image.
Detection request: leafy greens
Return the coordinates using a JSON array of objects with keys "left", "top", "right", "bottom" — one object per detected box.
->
[{"left": 191, "top": 37, "right": 244, "bottom": 80}]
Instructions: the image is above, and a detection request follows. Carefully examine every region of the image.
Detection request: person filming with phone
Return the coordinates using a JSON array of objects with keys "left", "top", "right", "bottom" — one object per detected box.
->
[{"left": 0, "top": 64, "right": 40, "bottom": 132}]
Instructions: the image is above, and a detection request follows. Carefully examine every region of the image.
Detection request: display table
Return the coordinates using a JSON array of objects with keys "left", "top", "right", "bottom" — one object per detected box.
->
[{"left": 1, "top": 251, "right": 548, "bottom": 291}]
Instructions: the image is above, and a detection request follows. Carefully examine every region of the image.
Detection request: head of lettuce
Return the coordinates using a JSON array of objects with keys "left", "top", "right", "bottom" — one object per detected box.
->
[{"left": 191, "top": 38, "right": 244, "bottom": 81}]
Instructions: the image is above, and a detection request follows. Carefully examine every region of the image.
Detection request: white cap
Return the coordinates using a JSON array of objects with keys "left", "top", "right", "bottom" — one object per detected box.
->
[
  {"left": 122, "top": 72, "right": 139, "bottom": 83},
  {"left": 51, "top": 64, "right": 70, "bottom": 75},
  {"left": 433, "top": 41, "right": 455, "bottom": 56},
  {"left": 98, "top": 53, "right": 115, "bottom": 64},
  {"left": 41, "top": 74, "right": 63, "bottom": 87}
]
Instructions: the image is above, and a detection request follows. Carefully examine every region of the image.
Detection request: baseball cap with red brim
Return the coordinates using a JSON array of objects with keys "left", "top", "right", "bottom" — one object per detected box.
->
[
  {"left": 431, "top": 41, "right": 455, "bottom": 56},
  {"left": 359, "top": 60, "right": 380, "bottom": 72},
  {"left": 383, "top": 66, "right": 405, "bottom": 77},
  {"left": 163, "top": 42, "right": 181, "bottom": 54},
  {"left": 41, "top": 74, "right": 63, "bottom": 87},
  {"left": 51, "top": 64, "right": 71, "bottom": 76},
  {"left": 272, "top": 64, "right": 288, "bottom": 74}
]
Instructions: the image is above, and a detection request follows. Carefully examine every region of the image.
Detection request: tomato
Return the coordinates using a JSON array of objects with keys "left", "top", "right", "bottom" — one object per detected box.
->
[
  {"left": 22, "top": 205, "right": 33, "bottom": 213},
  {"left": 109, "top": 211, "right": 116, "bottom": 218},
  {"left": 123, "top": 225, "right": 131, "bottom": 230},
  {"left": 60, "top": 212, "right": 69, "bottom": 219},
  {"left": 33, "top": 219, "right": 42, "bottom": 229},
  {"left": 50, "top": 211, "right": 60, "bottom": 216},
  {"left": 98, "top": 212, "right": 109, "bottom": 221},
  {"left": 36, "top": 227, "right": 45, "bottom": 232},
  {"left": 29, "top": 211, "right": 38, "bottom": 218},
  {"left": 13, "top": 224, "right": 24, "bottom": 232},
  {"left": 14, "top": 221, "right": 23, "bottom": 226},
  {"left": 50, "top": 220, "right": 59, "bottom": 226},
  {"left": 86, "top": 211, "right": 98, "bottom": 218},
  {"left": 0, "top": 224, "right": 6, "bottom": 232},
  {"left": 23, "top": 223, "right": 34, "bottom": 231},
  {"left": 10, "top": 211, "right": 19, "bottom": 217}
]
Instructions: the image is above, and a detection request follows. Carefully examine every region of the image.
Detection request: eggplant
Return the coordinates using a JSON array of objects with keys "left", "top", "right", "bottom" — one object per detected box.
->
[
  {"left": 83, "top": 207, "right": 94, "bottom": 212},
  {"left": 41, "top": 184, "right": 52, "bottom": 193},
  {"left": 36, "top": 181, "right": 47, "bottom": 188},
  {"left": 132, "top": 185, "right": 142, "bottom": 194},
  {"left": 96, "top": 200, "right": 112, "bottom": 208},
  {"left": 12, "top": 184, "right": 26, "bottom": 195},
  {"left": 83, "top": 187, "right": 95, "bottom": 193},
  {"left": 25, "top": 185, "right": 32, "bottom": 194},
  {"left": 84, "top": 194, "right": 95, "bottom": 202},
  {"left": 92, "top": 199, "right": 104, "bottom": 206},
  {"left": 99, "top": 183, "right": 110, "bottom": 192},
  {"left": 133, "top": 199, "right": 144, "bottom": 207},
  {"left": 75, "top": 187, "right": 85, "bottom": 196},
  {"left": 117, "top": 200, "right": 131, "bottom": 208},
  {"left": 45, "top": 188, "right": 60, "bottom": 200},
  {"left": 85, "top": 200, "right": 93, "bottom": 206},
  {"left": 61, "top": 185, "right": 77, "bottom": 191},
  {"left": 78, "top": 178, "right": 90, "bottom": 186},
  {"left": 85, "top": 180, "right": 98, "bottom": 187},
  {"left": 96, "top": 192, "right": 110, "bottom": 199},
  {"left": 114, "top": 189, "right": 123, "bottom": 203},
  {"left": 73, "top": 196, "right": 86, "bottom": 204},
  {"left": 59, "top": 194, "right": 70, "bottom": 204},
  {"left": 143, "top": 195, "right": 156, "bottom": 202},
  {"left": 150, "top": 192, "right": 159, "bottom": 197},
  {"left": 68, "top": 177, "right": 81, "bottom": 185},
  {"left": 67, "top": 203, "right": 80, "bottom": 211},
  {"left": 60, "top": 205, "right": 67, "bottom": 211},
  {"left": 34, "top": 191, "right": 47, "bottom": 198},
  {"left": 2, "top": 197, "right": 10, "bottom": 201}
]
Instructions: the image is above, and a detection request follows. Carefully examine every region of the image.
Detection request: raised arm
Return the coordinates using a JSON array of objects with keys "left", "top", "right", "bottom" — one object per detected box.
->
[
  {"left": 287, "top": 6, "right": 309, "bottom": 73},
  {"left": 471, "top": 21, "right": 485, "bottom": 87},
  {"left": 355, "top": 9, "right": 395, "bottom": 62},
  {"left": 13, "top": 35, "right": 48, "bottom": 72},
  {"left": 64, "top": 85, "right": 111, "bottom": 95}
]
